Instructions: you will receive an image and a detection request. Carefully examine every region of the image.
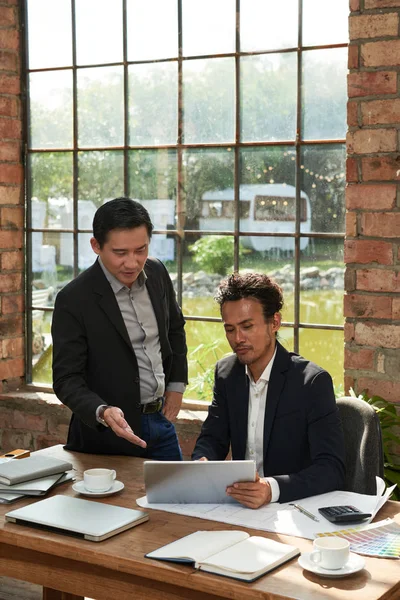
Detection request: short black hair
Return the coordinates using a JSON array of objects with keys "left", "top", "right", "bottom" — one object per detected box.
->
[
  {"left": 92, "top": 197, "right": 154, "bottom": 248},
  {"left": 215, "top": 272, "right": 284, "bottom": 322}
]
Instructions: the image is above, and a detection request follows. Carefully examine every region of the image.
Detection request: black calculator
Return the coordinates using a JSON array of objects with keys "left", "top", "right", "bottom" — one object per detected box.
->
[{"left": 318, "top": 505, "right": 372, "bottom": 523}]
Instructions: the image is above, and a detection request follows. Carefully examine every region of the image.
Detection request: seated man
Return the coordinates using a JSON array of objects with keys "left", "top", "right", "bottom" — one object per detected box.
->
[{"left": 192, "top": 272, "right": 345, "bottom": 508}]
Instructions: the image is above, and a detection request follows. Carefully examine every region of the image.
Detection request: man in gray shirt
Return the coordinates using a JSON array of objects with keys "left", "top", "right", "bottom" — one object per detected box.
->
[{"left": 52, "top": 198, "right": 188, "bottom": 458}]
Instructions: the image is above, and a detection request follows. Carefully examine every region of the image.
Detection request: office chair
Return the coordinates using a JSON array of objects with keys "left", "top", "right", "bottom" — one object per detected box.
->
[{"left": 336, "top": 396, "right": 384, "bottom": 495}]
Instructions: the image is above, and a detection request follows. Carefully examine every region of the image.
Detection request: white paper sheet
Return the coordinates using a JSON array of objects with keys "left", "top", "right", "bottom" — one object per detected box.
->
[{"left": 136, "top": 477, "right": 396, "bottom": 540}]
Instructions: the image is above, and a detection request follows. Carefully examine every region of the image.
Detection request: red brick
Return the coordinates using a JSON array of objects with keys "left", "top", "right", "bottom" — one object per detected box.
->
[
  {"left": 0, "top": 357, "right": 23, "bottom": 380},
  {"left": 1, "top": 294, "right": 23, "bottom": 314},
  {"left": 0, "top": 50, "right": 17, "bottom": 73},
  {"left": 0, "top": 272, "right": 22, "bottom": 293},
  {"left": 361, "top": 98, "right": 400, "bottom": 126},
  {"left": 361, "top": 212, "right": 400, "bottom": 238},
  {"left": 1, "top": 336, "right": 23, "bottom": 359},
  {"left": 346, "top": 184, "right": 396, "bottom": 209},
  {"left": 344, "top": 375, "right": 355, "bottom": 395},
  {"left": 356, "top": 377, "right": 400, "bottom": 404},
  {"left": 347, "top": 101, "right": 359, "bottom": 128},
  {"left": 12, "top": 411, "right": 46, "bottom": 432},
  {"left": 0, "top": 96, "right": 18, "bottom": 118},
  {"left": 344, "top": 239, "right": 393, "bottom": 265},
  {"left": 348, "top": 45, "right": 359, "bottom": 70},
  {"left": 345, "top": 267, "right": 356, "bottom": 292},
  {"left": 393, "top": 298, "right": 400, "bottom": 319},
  {"left": 0, "top": 74, "right": 19, "bottom": 94},
  {"left": 0, "top": 314, "right": 23, "bottom": 336},
  {"left": 0, "top": 164, "right": 22, "bottom": 185},
  {"left": 0, "top": 118, "right": 21, "bottom": 139},
  {"left": 0, "top": 6, "right": 15, "bottom": 27},
  {"left": 0, "top": 430, "right": 33, "bottom": 451},
  {"left": 348, "top": 71, "right": 397, "bottom": 99},
  {"left": 347, "top": 129, "right": 397, "bottom": 154},
  {"left": 346, "top": 158, "right": 359, "bottom": 182},
  {"left": 0, "top": 30, "right": 18, "bottom": 51},
  {"left": 1, "top": 206, "right": 23, "bottom": 228},
  {"left": 349, "top": 13, "right": 399, "bottom": 40},
  {"left": 0, "top": 185, "right": 20, "bottom": 204},
  {"left": 1, "top": 250, "right": 23, "bottom": 270},
  {"left": 362, "top": 40, "right": 400, "bottom": 67},
  {"left": 355, "top": 322, "right": 400, "bottom": 349},
  {"left": 345, "top": 211, "right": 358, "bottom": 237},
  {"left": 350, "top": 0, "right": 360, "bottom": 10},
  {"left": 344, "top": 322, "right": 355, "bottom": 342},
  {"left": 0, "top": 140, "right": 19, "bottom": 162},
  {"left": 345, "top": 346, "right": 375, "bottom": 370},
  {"left": 0, "top": 229, "right": 22, "bottom": 248},
  {"left": 357, "top": 268, "right": 400, "bottom": 292},
  {"left": 361, "top": 155, "right": 400, "bottom": 181},
  {"left": 365, "top": 0, "right": 400, "bottom": 7},
  {"left": 344, "top": 293, "right": 392, "bottom": 318}
]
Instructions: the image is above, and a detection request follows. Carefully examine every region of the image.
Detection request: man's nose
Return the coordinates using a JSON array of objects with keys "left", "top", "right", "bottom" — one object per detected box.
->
[
  {"left": 124, "top": 253, "right": 138, "bottom": 268},
  {"left": 234, "top": 329, "right": 245, "bottom": 343}
]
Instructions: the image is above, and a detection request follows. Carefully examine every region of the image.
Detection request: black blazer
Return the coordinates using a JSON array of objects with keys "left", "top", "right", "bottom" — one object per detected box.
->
[
  {"left": 192, "top": 342, "right": 345, "bottom": 503},
  {"left": 52, "top": 258, "right": 187, "bottom": 455}
]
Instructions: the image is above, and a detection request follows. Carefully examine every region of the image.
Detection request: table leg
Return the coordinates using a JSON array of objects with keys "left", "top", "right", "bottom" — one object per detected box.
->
[{"left": 43, "top": 587, "right": 84, "bottom": 600}]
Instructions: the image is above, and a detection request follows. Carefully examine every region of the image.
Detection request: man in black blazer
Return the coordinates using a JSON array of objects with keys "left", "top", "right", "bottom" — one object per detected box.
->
[
  {"left": 52, "top": 198, "right": 187, "bottom": 457},
  {"left": 192, "top": 272, "right": 345, "bottom": 507}
]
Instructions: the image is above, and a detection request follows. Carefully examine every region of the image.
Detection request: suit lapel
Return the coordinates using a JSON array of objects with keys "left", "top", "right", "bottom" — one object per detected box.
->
[
  {"left": 263, "top": 342, "right": 290, "bottom": 457},
  {"left": 90, "top": 261, "right": 133, "bottom": 351}
]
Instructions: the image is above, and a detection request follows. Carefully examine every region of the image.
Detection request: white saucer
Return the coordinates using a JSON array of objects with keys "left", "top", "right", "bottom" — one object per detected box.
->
[
  {"left": 298, "top": 552, "right": 365, "bottom": 578},
  {"left": 72, "top": 480, "right": 124, "bottom": 497}
]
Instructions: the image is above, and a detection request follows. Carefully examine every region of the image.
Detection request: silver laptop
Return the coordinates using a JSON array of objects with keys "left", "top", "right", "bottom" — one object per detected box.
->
[
  {"left": 5, "top": 495, "right": 149, "bottom": 542},
  {"left": 144, "top": 460, "right": 256, "bottom": 504}
]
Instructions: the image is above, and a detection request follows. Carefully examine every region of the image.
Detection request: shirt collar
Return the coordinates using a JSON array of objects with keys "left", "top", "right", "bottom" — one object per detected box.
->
[
  {"left": 98, "top": 257, "right": 147, "bottom": 294},
  {"left": 246, "top": 345, "right": 277, "bottom": 384}
]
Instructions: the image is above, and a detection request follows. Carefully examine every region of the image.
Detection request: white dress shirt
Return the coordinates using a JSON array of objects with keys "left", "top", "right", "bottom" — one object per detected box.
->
[{"left": 245, "top": 347, "right": 280, "bottom": 502}]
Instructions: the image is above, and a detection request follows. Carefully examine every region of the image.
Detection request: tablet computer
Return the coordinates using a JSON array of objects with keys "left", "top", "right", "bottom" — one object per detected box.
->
[{"left": 144, "top": 460, "right": 256, "bottom": 504}]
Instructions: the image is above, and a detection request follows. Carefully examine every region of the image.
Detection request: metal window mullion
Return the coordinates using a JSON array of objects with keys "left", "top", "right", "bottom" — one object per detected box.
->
[
  {"left": 176, "top": 0, "right": 183, "bottom": 305},
  {"left": 72, "top": 0, "right": 79, "bottom": 279},
  {"left": 233, "top": 0, "right": 240, "bottom": 272},
  {"left": 123, "top": 0, "right": 129, "bottom": 197}
]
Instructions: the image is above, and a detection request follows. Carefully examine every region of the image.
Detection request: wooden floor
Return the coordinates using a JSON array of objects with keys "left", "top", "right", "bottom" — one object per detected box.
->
[{"left": 0, "top": 578, "right": 94, "bottom": 600}]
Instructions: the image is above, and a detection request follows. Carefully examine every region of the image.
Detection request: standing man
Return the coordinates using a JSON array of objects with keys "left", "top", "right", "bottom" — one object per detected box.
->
[
  {"left": 52, "top": 197, "right": 187, "bottom": 458},
  {"left": 192, "top": 272, "right": 345, "bottom": 506}
]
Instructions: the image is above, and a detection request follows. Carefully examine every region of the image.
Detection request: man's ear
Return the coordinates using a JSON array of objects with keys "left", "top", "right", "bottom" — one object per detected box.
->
[
  {"left": 272, "top": 312, "right": 281, "bottom": 333},
  {"left": 90, "top": 237, "right": 100, "bottom": 255}
]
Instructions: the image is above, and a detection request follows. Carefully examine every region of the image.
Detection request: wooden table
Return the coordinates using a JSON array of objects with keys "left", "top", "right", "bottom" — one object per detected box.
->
[{"left": 0, "top": 445, "right": 399, "bottom": 600}]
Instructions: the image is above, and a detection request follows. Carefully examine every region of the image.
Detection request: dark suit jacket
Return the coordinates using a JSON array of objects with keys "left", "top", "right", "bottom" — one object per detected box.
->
[
  {"left": 192, "top": 342, "right": 345, "bottom": 503},
  {"left": 52, "top": 257, "right": 187, "bottom": 455}
]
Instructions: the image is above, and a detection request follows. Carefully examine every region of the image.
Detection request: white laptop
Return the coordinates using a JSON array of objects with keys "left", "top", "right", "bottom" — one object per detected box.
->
[
  {"left": 5, "top": 495, "right": 149, "bottom": 542},
  {"left": 144, "top": 460, "right": 256, "bottom": 504}
]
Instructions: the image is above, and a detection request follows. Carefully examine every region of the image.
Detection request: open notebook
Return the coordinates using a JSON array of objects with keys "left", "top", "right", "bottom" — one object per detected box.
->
[{"left": 5, "top": 495, "right": 149, "bottom": 542}]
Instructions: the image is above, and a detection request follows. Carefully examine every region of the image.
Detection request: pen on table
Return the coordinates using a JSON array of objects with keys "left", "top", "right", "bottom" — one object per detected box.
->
[{"left": 289, "top": 503, "right": 319, "bottom": 522}]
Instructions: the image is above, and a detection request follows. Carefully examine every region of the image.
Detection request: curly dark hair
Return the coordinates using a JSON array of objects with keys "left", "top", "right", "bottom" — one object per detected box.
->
[{"left": 215, "top": 272, "right": 284, "bottom": 322}]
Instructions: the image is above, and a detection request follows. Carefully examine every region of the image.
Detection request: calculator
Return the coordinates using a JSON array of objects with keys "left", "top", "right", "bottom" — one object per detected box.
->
[{"left": 318, "top": 505, "right": 372, "bottom": 523}]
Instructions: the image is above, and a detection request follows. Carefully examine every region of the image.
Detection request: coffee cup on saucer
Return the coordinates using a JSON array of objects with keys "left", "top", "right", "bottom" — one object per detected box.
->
[
  {"left": 83, "top": 468, "right": 116, "bottom": 493},
  {"left": 310, "top": 537, "right": 350, "bottom": 570}
]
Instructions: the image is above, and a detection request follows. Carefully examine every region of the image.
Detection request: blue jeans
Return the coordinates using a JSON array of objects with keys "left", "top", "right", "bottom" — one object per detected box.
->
[{"left": 140, "top": 411, "right": 182, "bottom": 461}]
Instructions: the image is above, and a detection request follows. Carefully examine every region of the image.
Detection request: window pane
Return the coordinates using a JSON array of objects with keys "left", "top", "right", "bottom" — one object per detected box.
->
[
  {"left": 31, "top": 153, "right": 73, "bottom": 226},
  {"left": 183, "top": 58, "right": 235, "bottom": 144},
  {"left": 300, "top": 237, "right": 344, "bottom": 296},
  {"left": 32, "top": 231, "right": 74, "bottom": 300},
  {"left": 182, "top": 0, "right": 235, "bottom": 57},
  {"left": 303, "top": 0, "right": 349, "bottom": 47},
  {"left": 300, "top": 144, "right": 346, "bottom": 233},
  {"left": 78, "top": 231, "right": 95, "bottom": 272},
  {"left": 241, "top": 0, "right": 298, "bottom": 52},
  {"left": 78, "top": 151, "right": 124, "bottom": 204},
  {"left": 128, "top": 150, "right": 177, "bottom": 216},
  {"left": 27, "top": 0, "right": 72, "bottom": 69},
  {"left": 75, "top": 0, "right": 123, "bottom": 65},
  {"left": 127, "top": 0, "right": 178, "bottom": 61},
  {"left": 78, "top": 67, "right": 124, "bottom": 147},
  {"left": 182, "top": 148, "right": 234, "bottom": 231},
  {"left": 31, "top": 309, "right": 52, "bottom": 384},
  {"left": 30, "top": 71, "right": 73, "bottom": 149},
  {"left": 241, "top": 53, "right": 297, "bottom": 142},
  {"left": 302, "top": 48, "right": 347, "bottom": 140},
  {"left": 299, "top": 329, "right": 344, "bottom": 392},
  {"left": 129, "top": 63, "right": 178, "bottom": 145}
]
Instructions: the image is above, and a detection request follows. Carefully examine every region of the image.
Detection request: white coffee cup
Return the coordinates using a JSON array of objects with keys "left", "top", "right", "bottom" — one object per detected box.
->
[
  {"left": 83, "top": 468, "right": 116, "bottom": 492},
  {"left": 310, "top": 537, "right": 350, "bottom": 570}
]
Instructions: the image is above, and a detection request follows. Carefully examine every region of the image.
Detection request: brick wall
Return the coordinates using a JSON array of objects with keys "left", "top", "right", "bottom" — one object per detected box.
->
[
  {"left": 0, "top": 0, "right": 24, "bottom": 394},
  {"left": 345, "top": 0, "right": 400, "bottom": 403}
]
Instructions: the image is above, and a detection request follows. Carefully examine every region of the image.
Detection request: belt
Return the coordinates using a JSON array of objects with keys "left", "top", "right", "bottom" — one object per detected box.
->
[{"left": 141, "top": 397, "right": 164, "bottom": 414}]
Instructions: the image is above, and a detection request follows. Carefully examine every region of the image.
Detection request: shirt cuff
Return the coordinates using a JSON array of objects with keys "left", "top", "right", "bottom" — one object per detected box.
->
[
  {"left": 166, "top": 382, "right": 186, "bottom": 394},
  {"left": 263, "top": 477, "right": 280, "bottom": 502},
  {"left": 96, "top": 404, "right": 109, "bottom": 426}
]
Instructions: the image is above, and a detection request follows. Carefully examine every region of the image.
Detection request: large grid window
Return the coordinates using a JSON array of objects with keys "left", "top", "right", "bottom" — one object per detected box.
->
[{"left": 25, "top": 0, "right": 348, "bottom": 398}]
